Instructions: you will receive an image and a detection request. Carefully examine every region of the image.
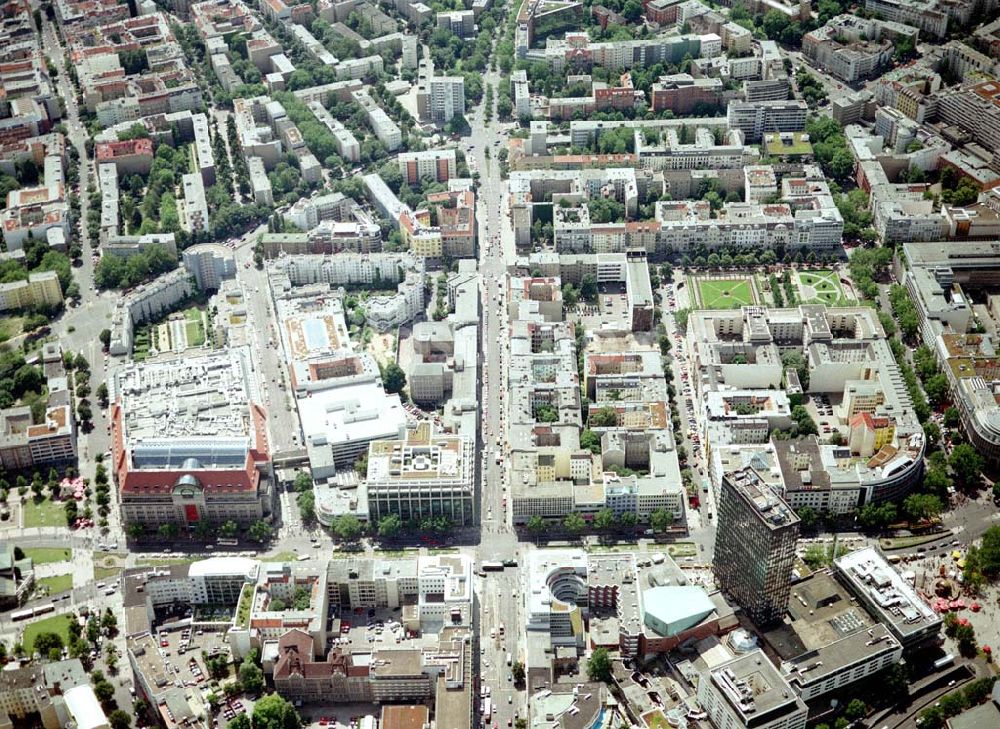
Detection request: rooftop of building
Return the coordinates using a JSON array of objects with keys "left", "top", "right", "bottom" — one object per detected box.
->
[
  {"left": 765, "top": 570, "right": 901, "bottom": 688},
  {"left": 724, "top": 467, "right": 799, "bottom": 530},
  {"left": 947, "top": 700, "right": 1000, "bottom": 729},
  {"left": 834, "top": 547, "right": 940, "bottom": 639},
  {"left": 112, "top": 347, "right": 261, "bottom": 457},
  {"left": 708, "top": 650, "right": 805, "bottom": 721},
  {"left": 902, "top": 240, "right": 1000, "bottom": 268},
  {"left": 528, "top": 682, "right": 605, "bottom": 729},
  {"left": 367, "top": 422, "right": 472, "bottom": 485},
  {"left": 380, "top": 705, "right": 429, "bottom": 729}
]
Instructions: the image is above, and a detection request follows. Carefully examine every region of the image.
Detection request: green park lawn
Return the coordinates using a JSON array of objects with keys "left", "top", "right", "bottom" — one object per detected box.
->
[
  {"left": 93, "top": 553, "right": 126, "bottom": 581},
  {"left": 798, "top": 270, "right": 849, "bottom": 305},
  {"left": 22, "top": 614, "right": 73, "bottom": 654},
  {"left": 262, "top": 551, "right": 298, "bottom": 562},
  {"left": 136, "top": 557, "right": 196, "bottom": 567},
  {"left": 23, "top": 547, "right": 71, "bottom": 564},
  {"left": 666, "top": 542, "right": 697, "bottom": 557},
  {"left": 765, "top": 132, "right": 813, "bottom": 156},
  {"left": 696, "top": 278, "right": 756, "bottom": 309},
  {"left": 22, "top": 498, "right": 65, "bottom": 528},
  {"left": 184, "top": 308, "right": 206, "bottom": 347},
  {"left": 37, "top": 574, "right": 74, "bottom": 595},
  {"left": 0, "top": 315, "right": 23, "bottom": 343}
]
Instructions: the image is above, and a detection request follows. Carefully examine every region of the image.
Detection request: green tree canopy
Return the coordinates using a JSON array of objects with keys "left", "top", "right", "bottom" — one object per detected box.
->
[
  {"left": 586, "top": 647, "right": 612, "bottom": 682},
  {"left": 251, "top": 694, "right": 302, "bottom": 729},
  {"left": 333, "top": 514, "right": 362, "bottom": 541},
  {"left": 382, "top": 361, "right": 406, "bottom": 395},
  {"left": 563, "top": 513, "right": 586, "bottom": 533},
  {"left": 378, "top": 513, "right": 403, "bottom": 539},
  {"left": 650, "top": 508, "right": 674, "bottom": 533},
  {"left": 949, "top": 444, "right": 984, "bottom": 487}
]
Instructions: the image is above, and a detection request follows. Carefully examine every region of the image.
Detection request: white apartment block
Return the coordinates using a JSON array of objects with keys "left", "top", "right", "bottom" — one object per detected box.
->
[
  {"left": 864, "top": 0, "right": 948, "bottom": 37},
  {"left": 248, "top": 156, "right": 274, "bottom": 206},
  {"left": 417, "top": 70, "right": 465, "bottom": 124},
  {"left": 334, "top": 55, "right": 383, "bottom": 80},
  {"left": 726, "top": 100, "right": 808, "bottom": 142},
  {"left": 512, "top": 70, "right": 530, "bottom": 119},
  {"left": 181, "top": 172, "right": 210, "bottom": 234},
  {"left": 191, "top": 112, "right": 216, "bottom": 185},
  {"left": 351, "top": 89, "right": 402, "bottom": 151},
  {"left": 288, "top": 23, "right": 338, "bottom": 66},
  {"left": 307, "top": 101, "right": 361, "bottom": 162}
]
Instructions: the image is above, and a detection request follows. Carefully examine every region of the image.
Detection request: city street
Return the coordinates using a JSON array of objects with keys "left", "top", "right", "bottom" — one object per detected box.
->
[
  {"left": 661, "top": 276, "right": 717, "bottom": 559},
  {"left": 468, "top": 60, "right": 528, "bottom": 729}
]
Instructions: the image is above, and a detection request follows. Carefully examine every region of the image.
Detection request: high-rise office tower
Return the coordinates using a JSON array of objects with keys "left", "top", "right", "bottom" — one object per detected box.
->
[{"left": 713, "top": 467, "right": 800, "bottom": 626}]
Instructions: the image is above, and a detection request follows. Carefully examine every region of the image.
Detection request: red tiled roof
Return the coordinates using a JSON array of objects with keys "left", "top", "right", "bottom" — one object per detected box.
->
[{"left": 95, "top": 138, "right": 153, "bottom": 161}]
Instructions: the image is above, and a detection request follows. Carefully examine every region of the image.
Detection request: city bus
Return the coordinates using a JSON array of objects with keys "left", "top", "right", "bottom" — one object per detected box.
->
[
  {"left": 10, "top": 604, "right": 55, "bottom": 621},
  {"left": 481, "top": 561, "right": 504, "bottom": 572},
  {"left": 483, "top": 698, "right": 492, "bottom": 722}
]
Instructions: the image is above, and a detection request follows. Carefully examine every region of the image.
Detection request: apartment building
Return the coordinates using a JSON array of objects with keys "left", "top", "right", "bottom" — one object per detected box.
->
[
  {"left": 282, "top": 191, "right": 356, "bottom": 231},
  {"left": 351, "top": 89, "right": 402, "bottom": 151},
  {"left": 0, "top": 659, "right": 99, "bottom": 729},
  {"left": 96, "top": 161, "right": 119, "bottom": 243},
  {"left": 248, "top": 156, "right": 274, "bottom": 206},
  {"left": 437, "top": 9, "right": 475, "bottom": 36},
  {"left": 416, "top": 69, "right": 465, "bottom": 125},
  {"left": 512, "top": 69, "right": 531, "bottom": 119},
  {"left": 181, "top": 172, "right": 210, "bottom": 234},
  {"left": 1, "top": 182, "right": 69, "bottom": 250},
  {"left": 899, "top": 241, "right": 1000, "bottom": 466},
  {"left": 633, "top": 125, "right": 759, "bottom": 171},
  {"left": 537, "top": 31, "right": 710, "bottom": 73},
  {"left": 306, "top": 101, "right": 360, "bottom": 162},
  {"left": 94, "top": 137, "right": 154, "bottom": 176},
  {"left": 286, "top": 23, "right": 337, "bottom": 66},
  {"left": 934, "top": 81, "right": 1000, "bottom": 162},
  {"left": 973, "top": 16, "right": 1000, "bottom": 57},
  {"left": 182, "top": 243, "right": 236, "bottom": 290},
  {"left": 191, "top": 112, "right": 216, "bottom": 185},
  {"left": 427, "top": 189, "right": 476, "bottom": 258},
  {"left": 108, "top": 266, "right": 195, "bottom": 356},
  {"left": 803, "top": 15, "right": 908, "bottom": 83},
  {"left": 0, "top": 540, "right": 34, "bottom": 609},
  {"left": 124, "top": 555, "right": 472, "bottom": 709},
  {"left": 334, "top": 55, "right": 384, "bottom": 81},
  {"left": 726, "top": 100, "right": 807, "bottom": 142},
  {"left": 398, "top": 149, "right": 457, "bottom": 185},
  {"left": 271, "top": 251, "right": 424, "bottom": 331},
  {"left": 0, "top": 399, "right": 76, "bottom": 470},
  {"left": 231, "top": 95, "right": 284, "bottom": 168},
  {"left": 0, "top": 271, "right": 63, "bottom": 312},
  {"left": 693, "top": 305, "right": 926, "bottom": 502},
  {"left": 864, "top": 0, "right": 948, "bottom": 37},
  {"left": 650, "top": 73, "right": 722, "bottom": 114}
]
